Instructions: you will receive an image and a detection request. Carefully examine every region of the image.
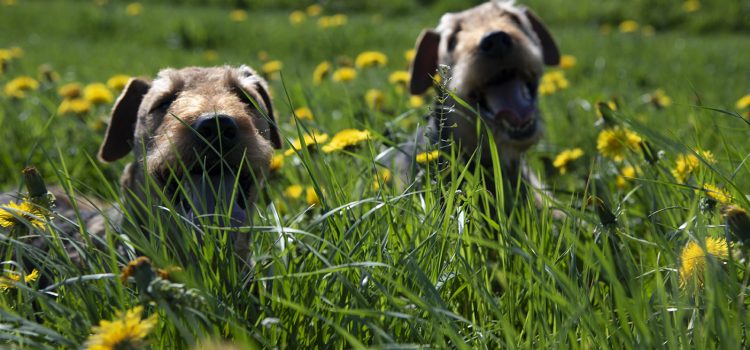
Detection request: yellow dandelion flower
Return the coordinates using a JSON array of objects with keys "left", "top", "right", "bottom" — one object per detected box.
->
[
  {"left": 322, "top": 128, "right": 371, "bottom": 153},
  {"left": 559, "top": 54, "right": 577, "bottom": 69},
  {"left": 364, "top": 89, "right": 385, "bottom": 110},
  {"left": 355, "top": 51, "right": 388, "bottom": 69},
  {"left": 679, "top": 237, "right": 729, "bottom": 288},
  {"left": 84, "top": 306, "right": 158, "bottom": 350},
  {"left": 262, "top": 60, "right": 283, "bottom": 76},
  {"left": 619, "top": 20, "right": 639, "bottom": 33},
  {"left": 58, "top": 98, "right": 93, "bottom": 116},
  {"left": 269, "top": 154, "right": 284, "bottom": 172},
  {"left": 596, "top": 126, "right": 642, "bottom": 162},
  {"left": 409, "top": 95, "right": 426, "bottom": 108},
  {"left": 736, "top": 94, "right": 750, "bottom": 110},
  {"left": 318, "top": 14, "right": 347, "bottom": 28},
  {"left": 0, "top": 201, "right": 46, "bottom": 229},
  {"left": 703, "top": 183, "right": 732, "bottom": 204},
  {"left": 539, "top": 70, "right": 569, "bottom": 95},
  {"left": 699, "top": 149, "right": 717, "bottom": 164},
  {"left": 0, "top": 269, "right": 40, "bottom": 291},
  {"left": 682, "top": 0, "right": 700, "bottom": 13},
  {"left": 621, "top": 165, "right": 637, "bottom": 178},
  {"left": 373, "top": 168, "right": 392, "bottom": 190},
  {"left": 2, "top": 0, "right": 17, "bottom": 6},
  {"left": 4, "top": 76, "right": 39, "bottom": 99},
  {"left": 106, "top": 75, "right": 131, "bottom": 91},
  {"left": 388, "top": 70, "right": 410, "bottom": 86},
  {"left": 125, "top": 2, "right": 143, "bottom": 16},
  {"left": 615, "top": 165, "right": 638, "bottom": 189},
  {"left": 538, "top": 82, "right": 555, "bottom": 96},
  {"left": 552, "top": 148, "right": 584, "bottom": 175},
  {"left": 312, "top": 61, "right": 331, "bottom": 85},
  {"left": 25, "top": 269, "right": 39, "bottom": 283},
  {"left": 671, "top": 153, "right": 700, "bottom": 183},
  {"left": 293, "top": 107, "right": 314, "bottom": 121},
  {"left": 305, "top": 187, "right": 320, "bottom": 206},
  {"left": 83, "top": 83, "right": 114, "bottom": 105},
  {"left": 120, "top": 256, "right": 152, "bottom": 283},
  {"left": 289, "top": 10, "right": 306, "bottom": 25},
  {"left": 284, "top": 185, "right": 303, "bottom": 199},
  {"left": 229, "top": 9, "right": 247, "bottom": 22},
  {"left": 646, "top": 89, "right": 672, "bottom": 108},
  {"left": 330, "top": 14, "right": 348, "bottom": 26},
  {"left": 404, "top": 49, "right": 416, "bottom": 63},
  {"left": 0, "top": 49, "right": 12, "bottom": 65},
  {"left": 332, "top": 67, "right": 357, "bottom": 82},
  {"left": 70, "top": 98, "right": 92, "bottom": 114},
  {"left": 306, "top": 4, "right": 322, "bottom": 16},
  {"left": 58, "top": 82, "right": 82, "bottom": 99},
  {"left": 284, "top": 131, "right": 329, "bottom": 156},
  {"left": 415, "top": 150, "right": 439, "bottom": 164}
]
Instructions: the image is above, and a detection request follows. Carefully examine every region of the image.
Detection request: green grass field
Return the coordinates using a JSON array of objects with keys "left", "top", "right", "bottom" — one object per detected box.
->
[{"left": 1, "top": 0, "right": 750, "bottom": 348}]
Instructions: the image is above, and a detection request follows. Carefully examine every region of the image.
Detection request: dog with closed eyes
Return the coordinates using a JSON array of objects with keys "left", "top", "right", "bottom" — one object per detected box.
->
[{"left": 386, "top": 0, "right": 560, "bottom": 210}]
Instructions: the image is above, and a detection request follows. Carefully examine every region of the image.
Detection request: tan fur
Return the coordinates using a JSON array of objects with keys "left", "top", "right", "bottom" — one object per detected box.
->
[
  {"left": 401, "top": 0, "right": 560, "bottom": 210},
  {"left": 100, "top": 65, "right": 281, "bottom": 256}
]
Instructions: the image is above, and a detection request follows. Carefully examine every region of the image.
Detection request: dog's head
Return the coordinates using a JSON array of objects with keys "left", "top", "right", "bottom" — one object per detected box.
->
[
  {"left": 410, "top": 0, "right": 559, "bottom": 163},
  {"left": 99, "top": 65, "right": 281, "bottom": 233}
]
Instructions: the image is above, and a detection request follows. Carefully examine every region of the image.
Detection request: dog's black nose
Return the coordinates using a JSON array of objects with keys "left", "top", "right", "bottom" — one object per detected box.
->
[
  {"left": 193, "top": 114, "right": 238, "bottom": 145},
  {"left": 479, "top": 31, "right": 513, "bottom": 58}
]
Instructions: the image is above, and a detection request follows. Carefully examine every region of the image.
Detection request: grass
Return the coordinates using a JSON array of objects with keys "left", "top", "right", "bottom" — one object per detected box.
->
[{"left": 1, "top": 0, "right": 750, "bottom": 348}]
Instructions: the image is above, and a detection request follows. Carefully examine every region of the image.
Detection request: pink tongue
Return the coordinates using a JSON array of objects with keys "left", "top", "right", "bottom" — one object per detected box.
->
[
  {"left": 483, "top": 77, "right": 535, "bottom": 126},
  {"left": 187, "top": 173, "right": 247, "bottom": 227}
]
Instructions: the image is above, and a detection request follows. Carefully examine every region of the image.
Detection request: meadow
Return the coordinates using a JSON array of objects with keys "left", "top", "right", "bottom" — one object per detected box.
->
[{"left": 1, "top": 0, "right": 750, "bottom": 348}]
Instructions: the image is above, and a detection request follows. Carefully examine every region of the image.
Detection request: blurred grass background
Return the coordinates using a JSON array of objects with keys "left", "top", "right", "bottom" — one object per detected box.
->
[{"left": 1, "top": 0, "right": 750, "bottom": 348}]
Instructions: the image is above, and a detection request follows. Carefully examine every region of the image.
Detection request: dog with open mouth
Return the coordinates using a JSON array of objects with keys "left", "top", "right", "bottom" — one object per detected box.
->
[
  {"left": 395, "top": 0, "right": 560, "bottom": 207},
  {"left": 99, "top": 65, "right": 282, "bottom": 258}
]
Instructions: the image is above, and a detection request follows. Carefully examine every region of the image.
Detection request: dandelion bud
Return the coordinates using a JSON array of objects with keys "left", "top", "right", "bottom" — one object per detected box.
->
[
  {"left": 121, "top": 256, "right": 155, "bottom": 291},
  {"left": 37, "top": 64, "right": 59, "bottom": 84},
  {"left": 639, "top": 140, "right": 659, "bottom": 165},
  {"left": 722, "top": 205, "right": 750, "bottom": 245},
  {"left": 22, "top": 167, "right": 53, "bottom": 211},
  {"left": 22, "top": 167, "right": 47, "bottom": 198},
  {"left": 595, "top": 101, "right": 617, "bottom": 126},
  {"left": 588, "top": 196, "right": 616, "bottom": 227}
]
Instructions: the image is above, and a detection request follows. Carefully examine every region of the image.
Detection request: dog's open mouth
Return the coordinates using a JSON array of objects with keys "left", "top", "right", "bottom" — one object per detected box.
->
[
  {"left": 477, "top": 70, "right": 539, "bottom": 140},
  {"left": 174, "top": 168, "right": 254, "bottom": 228}
]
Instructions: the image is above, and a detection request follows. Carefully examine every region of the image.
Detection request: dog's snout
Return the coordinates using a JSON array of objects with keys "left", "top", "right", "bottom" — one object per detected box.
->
[
  {"left": 193, "top": 114, "right": 239, "bottom": 145},
  {"left": 479, "top": 31, "right": 513, "bottom": 58}
]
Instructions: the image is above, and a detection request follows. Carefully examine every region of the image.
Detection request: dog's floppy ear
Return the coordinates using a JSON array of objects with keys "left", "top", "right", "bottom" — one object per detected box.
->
[
  {"left": 99, "top": 78, "right": 150, "bottom": 163},
  {"left": 409, "top": 29, "right": 441, "bottom": 95},
  {"left": 523, "top": 8, "right": 560, "bottom": 66},
  {"left": 253, "top": 81, "right": 282, "bottom": 149}
]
